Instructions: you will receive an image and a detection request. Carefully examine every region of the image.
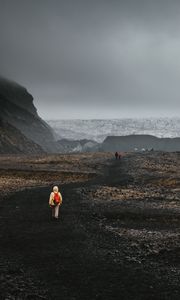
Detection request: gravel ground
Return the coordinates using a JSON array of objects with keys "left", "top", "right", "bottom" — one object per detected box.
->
[
  {"left": 0, "top": 153, "right": 112, "bottom": 198},
  {"left": 1, "top": 152, "right": 180, "bottom": 299}
]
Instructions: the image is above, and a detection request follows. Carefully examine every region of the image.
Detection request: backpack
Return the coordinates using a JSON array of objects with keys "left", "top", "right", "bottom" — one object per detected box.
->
[{"left": 53, "top": 193, "right": 60, "bottom": 205}]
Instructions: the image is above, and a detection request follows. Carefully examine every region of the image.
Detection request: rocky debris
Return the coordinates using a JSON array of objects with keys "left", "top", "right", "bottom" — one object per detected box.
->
[
  {"left": 0, "top": 170, "right": 94, "bottom": 199},
  {"left": 75, "top": 151, "right": 180, "bottom": 279},
  {"left": 0, "top": 153, "right": 111, "bottom": 198},
  {"left": 1, "top": 152, "right": 180, "bottom": 299},
  {"left": 77, "top": 184, "right": 180, "bottom": 211},
  {"left": 0, "top": 260, "right": 47, "bottom": 299},
  {"left": 0, "top": 152, "right": 112, "bottom": 173},
  {"left": 126, "top": 152, "right": 180, "bottom": 185},
  {"left": 77, "top": 185, "right": 162, "bottom": 201}
]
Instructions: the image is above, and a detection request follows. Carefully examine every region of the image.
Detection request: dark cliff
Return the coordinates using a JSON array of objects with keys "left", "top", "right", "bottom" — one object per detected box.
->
[
  {"left": 0, "top": 120, "right": 43, "bottom": 154},
  {"left": 0, "top": 77, "right": 59, "bottom": 153}
]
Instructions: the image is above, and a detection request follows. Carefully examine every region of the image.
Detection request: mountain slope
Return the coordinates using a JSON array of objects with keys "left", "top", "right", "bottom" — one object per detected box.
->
[
  {"left": 0, "top": 120, "right": 43, "bottom": 154},
  {"left": 0, "top": 77, "right": 59, "bottom": 152}
]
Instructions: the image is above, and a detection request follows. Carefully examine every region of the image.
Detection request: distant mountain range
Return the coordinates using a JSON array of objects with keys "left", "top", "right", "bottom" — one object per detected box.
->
[
  {"left": 1, "top": 77, "right": 180, "bottom": 154},
  {"left": 0, "top": 78, "right": 99, "bottom": 154},
  {"left": 48, "top": 118, "right": 180, "bottom": 142},
  {"left": 56, "top": 138, "right": 99, "bottom": 153},
  {"left": 47, "top": 119, "right": 180, "bottom": 152},
  {"left": 100, "top": 135, "right": 180, "bottom": 152}
]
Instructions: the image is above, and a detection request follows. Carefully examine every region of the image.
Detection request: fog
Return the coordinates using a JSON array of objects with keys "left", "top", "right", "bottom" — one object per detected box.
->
[{"left": 0, "top": 0, "right": 180, "bottom": 119}]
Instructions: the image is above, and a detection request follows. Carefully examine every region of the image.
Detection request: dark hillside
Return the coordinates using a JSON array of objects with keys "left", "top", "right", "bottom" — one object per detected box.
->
[
  {"left": 0, "top": 120, "right": 43, "bottom": 154},
  {"left": 0, "top": 77, "right": 59, "bottom": 152},
  {"left": 101, "top": 134, "right": 180, "bottom": 151}
]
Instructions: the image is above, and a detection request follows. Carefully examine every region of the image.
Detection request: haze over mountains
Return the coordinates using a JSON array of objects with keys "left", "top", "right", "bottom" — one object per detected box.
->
[
  {"left": 48, "top": 119, "right": 180, "bottom": 143},
  {"left": 0, "top": 78, "right": 98, "bottom": 153},
  {"left": 1, "top": 77, "right": 180, "bottom": 154}
]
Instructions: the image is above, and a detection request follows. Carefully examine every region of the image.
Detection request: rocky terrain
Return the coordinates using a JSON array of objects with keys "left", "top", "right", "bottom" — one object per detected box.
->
[
  {"left": 0, "top": 77, "right": 59, "bottom": 153},
  {"left": 2, "top": 77, "right": 180, "bottom": 155},
  {"left": 0, "top": 152, "right": 111, "bottom": 198},
  {"left": 0, "top": 120, "right": 43, "bottom": 154},
  {"left": 1, "top": 152, "right": 180, "bottom": 299}
]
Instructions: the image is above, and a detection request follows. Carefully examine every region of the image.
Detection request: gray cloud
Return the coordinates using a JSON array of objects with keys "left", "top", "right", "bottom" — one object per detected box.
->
[{"left": 0, "top": 0, "right": 180, "bottom": 119}]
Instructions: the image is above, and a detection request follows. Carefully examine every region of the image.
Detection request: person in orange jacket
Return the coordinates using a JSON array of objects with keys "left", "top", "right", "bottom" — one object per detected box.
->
[{"left": 49, "top": 186, "right": 62, "bottom": 220}]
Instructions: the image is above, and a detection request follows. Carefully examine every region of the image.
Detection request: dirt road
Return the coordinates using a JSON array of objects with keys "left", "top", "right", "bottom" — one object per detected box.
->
[{"left": 1, "top": 155, "right": 180, "bottom": 300}]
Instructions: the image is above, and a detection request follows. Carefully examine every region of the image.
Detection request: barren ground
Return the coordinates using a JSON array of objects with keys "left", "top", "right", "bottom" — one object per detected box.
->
[
  {"left": 1, "top": 152, "right": 180, "bottom": 299},
  {"left": 0, "top": 153, "right": 112, "bottom": 198}
]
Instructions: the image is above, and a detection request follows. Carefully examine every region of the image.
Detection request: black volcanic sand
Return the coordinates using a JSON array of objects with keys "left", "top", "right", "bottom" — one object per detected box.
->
[{"left": 1, "top": 156, "right": 180, "bottom": 300}]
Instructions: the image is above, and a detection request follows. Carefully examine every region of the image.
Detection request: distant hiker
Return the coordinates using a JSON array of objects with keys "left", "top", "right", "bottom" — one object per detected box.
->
[
  {"left": 118, "top": 153, "right": 121, "bottom": 160},
  {"left": 49, "top": 186, "right": 62, "bottom": 220},
  {"left": 115, "top": 152, "right": 118, "bottom": 160}
]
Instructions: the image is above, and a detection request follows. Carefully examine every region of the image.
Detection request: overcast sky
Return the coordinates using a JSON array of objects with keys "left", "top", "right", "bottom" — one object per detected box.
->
[{"left": 0, "top": 0, "right": 180, "bottom": 119}]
